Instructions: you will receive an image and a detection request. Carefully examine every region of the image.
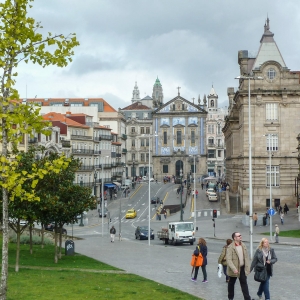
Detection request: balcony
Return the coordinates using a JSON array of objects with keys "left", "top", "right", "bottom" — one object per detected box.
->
[
  {"left": 28, "top": 137, "right": 38, "bottom": 143},
  {"left": 79, "top": 165, "right": 95, "bottom": 171},
  {"left": 122, "top": 148, "right": 127, "bottom": 153},
  {"left": 112, "top": 172, "right": 123, "bottom": 177},
  {"left": 121, "top": 134, "right": 127, "bottom": 140},
  {"left": 94, "top": 150, "right": 101, "bottom": 155},
  {"left": 72, "top": 149, "right": 94, "bottom": 155},
  {"left": 61, "top": 140, "right": 71, "bottom": 147},
  {"left": 99, "top": 134, "right": 113, "bottom": 140},
  {"left": 116, "top": 162, "right": 124, "bottom": 166},
  {"left": 207, "top": 143, "right": 216, "bottom": 148},
  {"left": 216, "top": 143, "right": 224, "bottom": 149},
  {"left": 71, "top": 134, "right": 93, "bottom": 140},
  {"left": 116, "top": 153, "right": 121, "bottom": 158}
]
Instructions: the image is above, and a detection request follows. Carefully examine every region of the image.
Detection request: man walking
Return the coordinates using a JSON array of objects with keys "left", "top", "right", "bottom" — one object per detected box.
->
[
  {"left": 110, "top": 225, "right": 116, "bottom": 243},
  {"left": 226, "top": 232, "right": 253, "bottom": 300},
  {"left": 253, "top": 213, "right": 258, "bottom": 226}
]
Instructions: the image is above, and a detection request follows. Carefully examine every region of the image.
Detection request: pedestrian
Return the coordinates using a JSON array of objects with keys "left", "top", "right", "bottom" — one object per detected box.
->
[
  {"left": 278, "top": 205, "right": 282, "bottom": 214},
  {"left": 191, "top": 238, "right": 208, "bottom": 283},
  {"left": 283, "top": 203, "right": 289, "bottom": 214},
  {"left": 156, "top": 179, "right": 158, "bottom": 184},
  {"left": 195, "top": 189, "right": 198, "bottom": 198},
  {"left": 164, "top": 210, "right": 167, "bottom": 219},
  {"left": 265, "top": 210, "right": 269, "bottom": 226},
  {"left": 250, "top": 238, "right": 277, "bottom": 300},
  {"left": 280, "top": 212, "right": 284, "bottom": 225},
  {"left": 226, "top": 232, "right": 252, "bottom": 300},
  {"left": 201, "top": 183, "right": 204, "bottom": 190},
  {"left": 218, "top": 239, "right": 232, "bottom": 282},
  {"left": 253, "top": 213, "right": 258, "bottom": 226},
  {"left": 110, "top": 225, "right": 116, "bottom": 242},
  {"left": 274, "top": 224, "right": 280, "bottom": 243}
]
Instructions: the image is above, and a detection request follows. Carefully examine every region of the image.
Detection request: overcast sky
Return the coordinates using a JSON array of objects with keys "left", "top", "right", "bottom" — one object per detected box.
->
[{"left": 14, "top": 0, "right": 300, "bottom": 110}]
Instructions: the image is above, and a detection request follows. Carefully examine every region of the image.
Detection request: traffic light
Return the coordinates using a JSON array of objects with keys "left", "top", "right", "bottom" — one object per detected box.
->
[{"left": 213, "top": 210, "right": 217, "bottom": 218}]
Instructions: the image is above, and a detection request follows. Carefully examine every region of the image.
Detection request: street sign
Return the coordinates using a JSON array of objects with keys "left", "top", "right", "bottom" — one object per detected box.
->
[{"left": 268, "top": 208, "right": 275, "bottom": 216}]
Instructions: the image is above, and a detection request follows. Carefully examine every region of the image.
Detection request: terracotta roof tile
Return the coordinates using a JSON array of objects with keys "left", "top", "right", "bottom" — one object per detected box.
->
[
  {"left": 122, "top": 101, "right": 151, "bottom": 110},
  {"left": 42, "top": 112, "right": 89, "bottom": 128}
]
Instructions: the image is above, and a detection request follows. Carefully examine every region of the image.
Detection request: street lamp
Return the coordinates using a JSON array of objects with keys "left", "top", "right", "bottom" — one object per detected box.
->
[
  {"left": 79, "top": 175, "right": 84, "bottom": 226},
  {"left": 119, "top": 165, "right": 126, "bottom": 241},
  {"left": 235, "top": 75, "right": 263, "bottom": 259},
  {"left": 101, "top": 155, "right": 110, "bottom": 237},
  {"left": 142, "top": 132, "right": 158, "bottom": 246},
  {"left": 189, "top": 155, "right": 197, "bottom": 232},
  {"left": 94, "top": 170, "right": 97, "bottom": 199},
  {"left": 264, "top": 133, "right": 275, "bottom": 241},
  {"left": 180, "top": 167, "right": 183, "bottom": 221}
]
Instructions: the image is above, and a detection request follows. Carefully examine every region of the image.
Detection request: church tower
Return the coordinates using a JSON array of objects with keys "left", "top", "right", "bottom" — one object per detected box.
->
[
  {"left": 152, "top": 77, "right": 163, "bottom": 108},
  {"left": 131, "top": 82, "right": 140, "bottom": 103},
  {"left": 207, "top": 85, "right": 218, "bottom": 109}
]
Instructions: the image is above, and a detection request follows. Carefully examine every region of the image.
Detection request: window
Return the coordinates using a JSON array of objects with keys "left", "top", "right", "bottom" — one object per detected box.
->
[
  {"left": 141, "top": 139, "right": 145, "bottom": 147},
  {"left": 182, "top": 104, "right": 184, "bottom": 110},
  {"left": 70, "top": 103, "right": 83, "bottom": 107},
  {"left": 140, "top": 127, "right": 145, "bottom": 134},
  {"left": 191, "top": 130, "right": 195, "bottom": 146},
  {"left": 131, "top": 112, "right": 136, "bottom": 118},
  {"left": 141, "top": 153, "right": 145, "bottom": 161},
  {"left": 131, "top": 127, "right": 135, "bottom": 133},
  {"left": 143, "top": 113, "right": 148, "bottom": 119},
  {"left": 132, "top": 139, "right": 135, "bottom": 147},
  {"left": 191, "top": 164, "right": 196, "bottom": 173},
  {"left": 146, "top": 138, "right": 149, "bottom": 146},
  {"left": 132, "top": 153, "right": 135, "bottom": 161},
  {"left": 208, "top": 138, "right": 214, "bottom": 145},
  {"left": 208, "top": 150, "right": 215, "bottom": 158},
  {"left": 208, "top": 124, "right": 214, "bottom": 134},
  {"left": 176, "top": 130, "right": 182, "bottom": 145},
  {"left": 211, "top": 100, "right": 214, "bottom": 107},
  {"left": 217, "top": 123, "right": 221, "bottom": 134},
  {"left": 266, "top": 103, "right": 278, "bottom": 121},
  {"left": 163, "top": 131, "right": 167, "bottom": 145},
  {"left": 146, "top": 153, "right": 149, "bottom": 161},
  {"left": 266, "top": 134, "right": 278, "bottom": 151},
  {"left": 163, "top": 165, "right": 168, "bottom": 173},
  {"left": 267, "top": 68, "right": 276, "bottom": 80},
  {"left": 218, "top": 150, "right": 222, "bottom": 157},
  {"left": 266, "top": 166, "right": 279, "bottom": 187},
  {"left": 146, "top": 127, "right": 150, "bottom": 134}
]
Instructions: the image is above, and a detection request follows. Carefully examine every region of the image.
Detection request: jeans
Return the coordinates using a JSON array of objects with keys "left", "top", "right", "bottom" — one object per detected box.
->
[
  {"left": 201, "top": 265, "right": 207, "bottom": 280},
  {"left": 223, "top": 265, "right": 229, "bottom": 281},
  {"left": 228, "top": 266, "right": 251, "bottom": 300},
  {"left": 257, "top": 274, "right": 270, "bottom": 299}
]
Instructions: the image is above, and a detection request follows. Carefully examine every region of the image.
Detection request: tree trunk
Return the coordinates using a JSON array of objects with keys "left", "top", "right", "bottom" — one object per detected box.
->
[
  {"left": 29, "top": 224, "right": 33, "bottom": 255},
  {"left": 41, "top": 224, "right": 44, "bottom": 249},
  {"left": 54, "top": 224, "right": 58, "bottom": 264},
  {"left": 58, "top": 225, "right": 62, "bottom": 259},
  {"left": 15, "top": 229, "right": 20, "bottom": 272}
]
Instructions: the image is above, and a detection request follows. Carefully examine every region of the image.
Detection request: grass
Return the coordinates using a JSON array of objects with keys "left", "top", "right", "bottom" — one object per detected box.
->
[
  {"left": 261, "top": 230, "right": 300, "bottom": 238},
  {"left": 3, "top": 237, "right": 201, "bottom": 300}
]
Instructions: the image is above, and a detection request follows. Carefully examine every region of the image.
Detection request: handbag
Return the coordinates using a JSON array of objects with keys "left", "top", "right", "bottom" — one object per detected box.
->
[
  {"left": 254, "top": 265, "right": 267, "bottom": 282},
  {"left": 190, "top": 253, "right": 203, "bottom": 267}
]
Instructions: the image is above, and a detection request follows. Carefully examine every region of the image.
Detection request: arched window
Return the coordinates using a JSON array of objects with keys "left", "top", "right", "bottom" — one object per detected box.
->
[{"left": 211, "top": 100, "right": 214, "bottom": 107}]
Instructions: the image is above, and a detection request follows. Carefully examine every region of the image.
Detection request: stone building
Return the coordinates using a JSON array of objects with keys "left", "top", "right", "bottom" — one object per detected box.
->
[
  {"left": 152, "top": 90, "right": 207, "bottom": 181},
  {"left": 206, "top": 86, "right": 227, "bottom": 178},
  {"left": 223, "top": 18, "right": 300, "bottom": 211}
]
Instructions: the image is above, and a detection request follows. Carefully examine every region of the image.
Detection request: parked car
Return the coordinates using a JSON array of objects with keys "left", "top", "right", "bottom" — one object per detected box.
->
[
  {"left": 44, "top": 222, "right": 67, "bottom": 234},
  {"left": 135, "top": 226, "right": 154, "bottom": 240},
  {"left": 99, "top": 207, "right": 108, "bottom": 218},
  {"left": 208, "top": 192, "right": 218, "bottom": 201},
  {"left": 125, "top": 209, "right": 137, "bottom": 219},
  {"left": 151, "top": 196, "right": 160, "bottom": 204},
  {"left": 206, "top": 188, "right": 215, "bottom": 197}
]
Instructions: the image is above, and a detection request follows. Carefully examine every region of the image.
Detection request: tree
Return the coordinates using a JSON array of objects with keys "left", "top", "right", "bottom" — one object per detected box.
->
[{"left": 0, "top": 1, "right": 79, "bottom": 298}]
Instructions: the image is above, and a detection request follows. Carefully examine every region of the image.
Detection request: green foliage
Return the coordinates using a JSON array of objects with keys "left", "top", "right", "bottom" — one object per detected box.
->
[{"left": 9, "top": 233, "right": 53, "bottom": 245}]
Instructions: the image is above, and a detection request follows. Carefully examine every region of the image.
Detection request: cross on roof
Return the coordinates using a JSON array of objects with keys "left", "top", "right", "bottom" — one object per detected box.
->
[{"left": 177, "top": 86, "right": 181, "bottom": 96}]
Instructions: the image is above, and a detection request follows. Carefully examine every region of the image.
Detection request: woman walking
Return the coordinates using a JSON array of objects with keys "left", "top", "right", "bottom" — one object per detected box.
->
[
  {"left": 250, "top": 238, "right": 277, "bottom": 300},
  {"left": 218, "top": 239, "right": 232, "bottom": 282},
  {"left": 191, "top": 238, "right": 208, "bottom": 282}
]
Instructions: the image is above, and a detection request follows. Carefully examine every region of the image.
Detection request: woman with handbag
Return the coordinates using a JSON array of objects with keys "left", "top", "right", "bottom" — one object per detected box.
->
[
  {"left": 191, "top": 238, "right": 208, "bottom": 283},
  {"left": 250, "top": 238, "right": 277, "bottom": 300},
  {"left": 218, "top": 239, "right": 232, "bottom": 282}
]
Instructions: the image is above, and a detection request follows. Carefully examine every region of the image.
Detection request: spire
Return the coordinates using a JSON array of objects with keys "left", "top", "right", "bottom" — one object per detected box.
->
[
  {"left": 152, "top": 77, "right": 163, "bottom": 107},
  {"left": 131, "top": 81, "right": 140, "bottom": 102},
  {"left": 198, "top": 94, "right": 201, "bottom": 105}
]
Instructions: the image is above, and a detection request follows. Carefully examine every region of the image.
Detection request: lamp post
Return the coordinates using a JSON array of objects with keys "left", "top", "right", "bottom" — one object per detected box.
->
[
  {"left": 132, "top": 158, "right": 135, "bottom": 189},
  {"left": 119, "top": 165, "right": 126, "bottom": 241},
  {"left": 189, "top": 155, "right": 197, "bottom": 231},
  {"left": 235, "top": 75, "right": 263, "bottom": 259},
  {"left": 180, "top": 167, "right": 183, "bottom": 221},
  {"left": 142, "top": 132, "right": 158, "bottom": 246},
  {"left": 79, "top": 175, "right": 84, "bottom": 226},
  {"left": 101, "top": 163, "right": 104, "bottom": 236},
  {"left": 94, "top": 170, "right": 97, "bottom": 200}
]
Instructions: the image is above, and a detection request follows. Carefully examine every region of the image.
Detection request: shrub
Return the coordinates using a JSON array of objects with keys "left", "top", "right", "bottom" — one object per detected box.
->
[{"left": 9, "top": 233, "right": 53, "bottom": 245}]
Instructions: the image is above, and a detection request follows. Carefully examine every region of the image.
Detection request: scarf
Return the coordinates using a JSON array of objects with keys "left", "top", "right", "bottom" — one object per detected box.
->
[{"left": 262, "top": 247, "right": 271, "bottom": 265}]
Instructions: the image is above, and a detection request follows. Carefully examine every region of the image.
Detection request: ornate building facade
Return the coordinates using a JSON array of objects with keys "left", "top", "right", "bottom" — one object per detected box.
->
[{"left": 223, "top": 18, "right": 300, "bottom": 210}]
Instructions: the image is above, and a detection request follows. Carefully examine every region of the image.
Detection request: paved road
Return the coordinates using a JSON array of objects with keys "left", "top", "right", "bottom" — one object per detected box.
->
[{"left": 69, "top": 182, "right": 300, "bottom": 299}]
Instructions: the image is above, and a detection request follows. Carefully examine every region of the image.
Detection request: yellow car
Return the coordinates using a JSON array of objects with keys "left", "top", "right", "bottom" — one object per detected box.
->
[{"left": 125, "top": 209, "right": 137, "bottom": 219}]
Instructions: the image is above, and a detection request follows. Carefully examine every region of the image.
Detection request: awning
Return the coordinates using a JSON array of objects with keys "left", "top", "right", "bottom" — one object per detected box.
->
[
  {"left": 104, "top": 183, "right": 116, "bottom": 188},
  {"left": 113, "top": 181, "right": 121, "bottom": 186}
]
